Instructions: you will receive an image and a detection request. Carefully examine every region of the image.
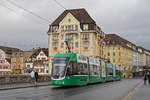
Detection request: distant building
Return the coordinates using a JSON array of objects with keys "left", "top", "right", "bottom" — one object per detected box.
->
[
  {"left": 105, "top": 34, "right": 150, "bottom": 78},
  {"left": 145, "top": 50, "right": 150, "bottom": 68},
  {"left": 22, "top": 51, "right": 34, "bottom": 74},
  {"left": 11, "top": 51, "right": 23, "bottom": 74},
  {"left": 133, "top": 46, "right": 150, "bottom": 76},
  {"left": 11, "top": 51, "right": 33, "bottom": 74},
  {"left": 0, "top": 46, "right": 21, "bottom": 75},
  {"left": 25, "top": 48, "right": 49, "bottom": 75}
]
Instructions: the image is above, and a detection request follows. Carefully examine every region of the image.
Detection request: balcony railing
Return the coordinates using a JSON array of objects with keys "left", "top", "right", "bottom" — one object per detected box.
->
[
  {"left": 53, "top": 46, "right": 58, "bottom": 49},
  {"left": 53, "top": 38, "right": 59, "bottom": 41},
  {"left": 82, "top": 38, "right": 89, "bottom": 41}
]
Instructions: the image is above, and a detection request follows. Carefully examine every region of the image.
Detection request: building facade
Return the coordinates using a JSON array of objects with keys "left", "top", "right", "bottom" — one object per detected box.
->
[
  {"left": 0, "top": 46, "right": 20, "bottom": 75},
  {"left": 11, "top": 52, "right": 23, "bottom": 74},
  {"left": 145, "top": 50, "right": 150, "bottom": 68},
  {"left": 133, "top": 47, "right": 150, "bottom": 76},
  {"left": 105, "top": 34, "right": 133, "bottom": 78},
  {"left": 47, "top": 8, "right": 105, "bottom": 74},
  {"left": 25, "top": 48, "right": 49, "bottom": 75},
  {"left": 0, "top": 49, "right": 11, "bottom": 75},
  {"left": 132, "top": 45, "right": 139, "bottom": 77}
]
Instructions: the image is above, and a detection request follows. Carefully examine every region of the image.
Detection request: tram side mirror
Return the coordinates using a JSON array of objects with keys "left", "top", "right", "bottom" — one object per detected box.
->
[{"left": 67, "top": 67, "right": 71, "bottom": 76}]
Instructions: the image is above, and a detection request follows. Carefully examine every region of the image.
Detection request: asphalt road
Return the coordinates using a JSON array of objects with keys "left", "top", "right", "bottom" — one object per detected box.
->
[
  {"left": 0, "top": 79, "right": 142, "bottom": 100},
  {"left": 131, "top": 81, "right": 150, "bottom": 100}
]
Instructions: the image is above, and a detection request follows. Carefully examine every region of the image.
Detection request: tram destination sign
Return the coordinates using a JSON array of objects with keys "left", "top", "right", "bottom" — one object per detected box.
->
[
  {"left": 89, "top": 57, "right": 100, "bottom": 66},
  {"left": 77, "top": 54, "right": 87, "bottom": 63}
]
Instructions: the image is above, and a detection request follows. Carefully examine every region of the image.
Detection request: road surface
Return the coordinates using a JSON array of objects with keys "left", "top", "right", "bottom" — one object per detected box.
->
[{"left": 0, "top": 79, "right": 142, "bottom": 100}]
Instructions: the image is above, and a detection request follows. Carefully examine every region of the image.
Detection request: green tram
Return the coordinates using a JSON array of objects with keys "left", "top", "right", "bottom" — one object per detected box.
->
[{"left": 51, "top": 53, "right": 122, "bottom": 86}]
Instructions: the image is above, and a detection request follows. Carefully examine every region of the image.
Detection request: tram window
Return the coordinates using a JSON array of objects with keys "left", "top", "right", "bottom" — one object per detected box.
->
[
  {"left": 116, "top": 70, "right": 120, "bottom": 75},
  {"left": 95, "top": 65, "right": 100, "bottom": 75},
  {"left": 71, "top": 62, "right": 78, "bottom": 75},
  {"left": 90, "top": 65, "right": 93, "bottom": 75},
  {"left": 94, "top": 65, "right": 97, "bottom": 75},
  {"left": 78, "top": 63, "right": 88, "bottom": 75},
  {"left": 71, "top": 62, "right": 88, "bottom": 75},
  {"left": 107, "top": 68, "right": 113, "bottom": 76},
  {"left": 83, "top": 63, "right": 88, "bottom": 75},
  {"left": 90, "top": 65, "right": 99, "bottom": 75}
]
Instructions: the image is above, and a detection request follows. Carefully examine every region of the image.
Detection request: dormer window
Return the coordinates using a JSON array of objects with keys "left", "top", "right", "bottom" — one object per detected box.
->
[
  {"left": 52, "top": 26, "right": 58, "bottom": 32},
  {"left": 83, "top": 24, "right": 88, "bottom": 30}
]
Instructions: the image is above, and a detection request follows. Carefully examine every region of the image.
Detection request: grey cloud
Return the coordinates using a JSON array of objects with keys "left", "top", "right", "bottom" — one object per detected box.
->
[{"left": 0, "top": 0, "right": 150, "bottom": 50}]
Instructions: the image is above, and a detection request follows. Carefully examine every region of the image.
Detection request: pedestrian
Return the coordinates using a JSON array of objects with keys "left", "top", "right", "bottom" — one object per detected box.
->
[
  {"left": 30, "top": 70, "right": 35, "bottom": 83},
  {"left": 34, "top": 71, "right": 39, "bottom": 86},
  {"left": 148, "top": 72, "right": 150, "bottom": 85},
  {"left": 144, "top": 73, "right": 147, "bottom": 85}
]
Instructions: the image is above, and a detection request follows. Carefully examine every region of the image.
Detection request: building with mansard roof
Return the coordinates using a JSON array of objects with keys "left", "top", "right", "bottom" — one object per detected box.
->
[
  {"left": 105, "top": 34, "right": 134, "bottom": 78},
  {"left": 105, "top": 34, "right": 150, "bottom": 78},
  {"left": 47, "top": 8, "right": 106, "bottom": 74}
]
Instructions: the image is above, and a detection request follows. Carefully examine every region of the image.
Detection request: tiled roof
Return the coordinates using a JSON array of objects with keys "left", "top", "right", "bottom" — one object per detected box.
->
[
  {"left": 105, "top": 34, "right": 150, "bottom": 53},
  {"left": 29, "top": 48, "right": 48, "bottom": 59},
  {"left": 137, "top": 46, "right": 145, "bottom": 50},
  {"left": 105, "top": 34, "right": 136, "bottom": 50},
  {"left": 0, "top": 46, "right": 22, "bottom": 55},
  {"left": 42, "top": 48, "right": 48, "bottom": 57},
  {"left": 136, "top": 46, "right": 150, "bottom": 53},
  {"left": 51, "top": 8, "right": 95, "bottom": 26},
  {"left": 106, "top": 34, "right": 135, "bottom": 45}
]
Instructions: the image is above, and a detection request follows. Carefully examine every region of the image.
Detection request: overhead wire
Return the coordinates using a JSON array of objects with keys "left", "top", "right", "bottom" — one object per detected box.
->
[
  {"left": 5, "top": 0, "right": 50, "bottom": 23},
  {"left": 0, "top": 2, "right": 18, "bottom": 14},
  {"left": 0, "top": 3, "right": 48, "bottom": 26},
  {"left": 2, "top": 0, "right": 67, "bottom": 24},
  {"left": 52, "top": 0, "right": 66, "bottom": 10},
  {"left": 0, "top": 0, "right": 52, "bottom": 50}
]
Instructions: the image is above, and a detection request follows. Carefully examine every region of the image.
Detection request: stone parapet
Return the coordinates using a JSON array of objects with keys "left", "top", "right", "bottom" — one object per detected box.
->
[{"left": 0, "top": 75, "right": 51, "bottom": 85}]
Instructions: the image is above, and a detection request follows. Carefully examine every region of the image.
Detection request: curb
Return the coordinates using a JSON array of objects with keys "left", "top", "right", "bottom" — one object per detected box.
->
[{"left": 0, "top": 84, "right": 51, "bottom": 91}]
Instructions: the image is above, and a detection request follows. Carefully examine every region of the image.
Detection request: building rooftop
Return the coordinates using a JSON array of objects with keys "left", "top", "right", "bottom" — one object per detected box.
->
[
  {"left": 0, "top": 46, "right": 22, "bottom": 55},
  {"left": 29, "top": 48, "right": 48, "bottom": 59},
  {"left": 106, "top": 34, "right": 135, "bottom": 45},
  {"left": 51, "top": 8, "right": 95, "bottom": 26}
]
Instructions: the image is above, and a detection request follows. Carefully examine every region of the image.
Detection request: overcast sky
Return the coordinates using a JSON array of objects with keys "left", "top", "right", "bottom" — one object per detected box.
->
[{"left": 0, "top": 0, "right": 150, "bottom": 50}]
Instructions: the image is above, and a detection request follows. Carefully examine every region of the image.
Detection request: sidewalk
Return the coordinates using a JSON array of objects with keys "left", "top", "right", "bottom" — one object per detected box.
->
[
  {"left": 131, "top": 81, "right": 150, "bottom": 100},
  {"left": 0, "top": 82, "right": 51, "bottom": 90}
]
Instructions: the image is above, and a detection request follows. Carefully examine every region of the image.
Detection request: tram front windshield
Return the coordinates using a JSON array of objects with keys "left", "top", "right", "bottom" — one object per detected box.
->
[{"left": 52, "top": 57, "right": 68, "bottom": 79}]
